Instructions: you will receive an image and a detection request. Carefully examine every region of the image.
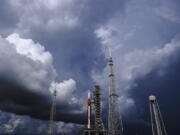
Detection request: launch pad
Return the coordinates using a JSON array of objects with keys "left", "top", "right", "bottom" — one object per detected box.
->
[
  {"left": 84, "top": 85, "right": 107, "bottom": 135},
  {"left": 47, "top": 49, "right": 168, "bottom": 135}
]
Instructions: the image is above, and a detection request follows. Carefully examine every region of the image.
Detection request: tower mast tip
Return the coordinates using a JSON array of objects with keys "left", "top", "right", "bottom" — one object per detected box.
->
[{"left": 108, "top": 47, "right": 112, "bottom": 58}]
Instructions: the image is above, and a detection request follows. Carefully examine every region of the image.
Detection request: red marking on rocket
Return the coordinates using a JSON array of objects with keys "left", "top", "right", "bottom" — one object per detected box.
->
[{"left": 88, "top": 93, "right": 91, "bottom": 106}]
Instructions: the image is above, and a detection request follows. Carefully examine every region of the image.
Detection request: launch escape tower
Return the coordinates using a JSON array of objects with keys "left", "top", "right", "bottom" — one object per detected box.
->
[
  {"left": 48, "top": 90, "right": 57, "bottom": 135},
  {"left": 149, "top": 95, "right": 167, "bottom": 135},
  {"left": 108, "top": 49, "right": 123, "bottom": 135}
]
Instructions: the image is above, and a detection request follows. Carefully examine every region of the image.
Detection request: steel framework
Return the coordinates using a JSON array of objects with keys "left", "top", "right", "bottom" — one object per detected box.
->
[{"left": 108, "top": 49, "right": 123, "bottom": 135}]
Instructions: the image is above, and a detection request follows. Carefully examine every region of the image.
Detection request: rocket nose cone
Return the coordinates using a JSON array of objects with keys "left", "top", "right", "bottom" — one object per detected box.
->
[{"left": 88, "top": 92, "right": 91, "bottom": 99}]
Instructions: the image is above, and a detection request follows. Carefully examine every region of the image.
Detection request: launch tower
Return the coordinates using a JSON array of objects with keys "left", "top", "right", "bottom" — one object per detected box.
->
[
  {"left": 93, "top": 85, "right": 107, "bottom": 135},
  {"left": 94, "top": 85, "right": 105, "bottom": 132},
  {"left": 84, "top": 86, "right": 107, "bottom": 135}
]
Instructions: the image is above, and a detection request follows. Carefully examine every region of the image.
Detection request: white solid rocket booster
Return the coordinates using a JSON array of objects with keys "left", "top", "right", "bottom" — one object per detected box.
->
[{"left": 87, "top": 92, "right": 91, "bottom": 129}]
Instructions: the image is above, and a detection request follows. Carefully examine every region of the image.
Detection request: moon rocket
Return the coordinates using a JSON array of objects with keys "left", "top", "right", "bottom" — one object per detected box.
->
[{"left": 87, "top": 92, "right": 91, "bottom": 129}]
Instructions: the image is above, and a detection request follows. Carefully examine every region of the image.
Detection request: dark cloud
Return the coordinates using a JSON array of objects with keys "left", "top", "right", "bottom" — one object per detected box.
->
[
  {"left": 0, "top": 77, "right": 86, "bottom": 124},
  {"left": 0, "top": 0, "right": 180, "bottom": 134},
  {"left": 128, "top": 54, "right": 180, "bottom": 135},
  {"left": 0, "top": 34, "right": 85, "bottom": 125},
  {"left": 10, "top": 0, "right": 129, "bottom": 95},
  {"left": 0, "top": 0, "right": 130, "bottom": 107},
  {"left": 81, "top": 0, "right": 129, "bottom": 26}
]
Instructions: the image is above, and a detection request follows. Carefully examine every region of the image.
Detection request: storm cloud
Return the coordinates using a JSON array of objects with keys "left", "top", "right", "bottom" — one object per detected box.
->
[
  {"left": 0, "top": 33, "right": 84, "bottom": 124},
  {"left": 0, "top": 0, "right": 180, "bottom": 134}
]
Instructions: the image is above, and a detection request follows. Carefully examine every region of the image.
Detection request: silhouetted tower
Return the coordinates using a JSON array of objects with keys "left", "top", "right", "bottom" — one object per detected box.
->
[
  {"left": 149, "top": 95, "right": 167, "bottom": 135},
  {"left": 108, "top": 49, "right": 123, "bottom": 135},
  {"left": 48, "top": 90, "right": 57, "bottom": 135}
]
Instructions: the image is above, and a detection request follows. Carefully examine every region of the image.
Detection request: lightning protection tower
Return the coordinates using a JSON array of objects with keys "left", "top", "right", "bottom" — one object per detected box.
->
[
  {"left": 48, "top": 90, "right": 57, "bottom": 135},
  {"left": 149, "top": 95, "right": 167, "bottom": 135},
  {"left": 108, "top": 48, "right": 123, "bottom": 135}
]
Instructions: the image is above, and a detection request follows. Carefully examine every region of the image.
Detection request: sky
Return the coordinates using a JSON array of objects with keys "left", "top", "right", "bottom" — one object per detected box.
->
[{"left": 0, "top": 0, "right": 179, "bottom": 134}]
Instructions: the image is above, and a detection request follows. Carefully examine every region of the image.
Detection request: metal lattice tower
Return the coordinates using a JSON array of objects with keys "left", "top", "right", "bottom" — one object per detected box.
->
[
  {"left": 48, "top": 90, "right": 57, "bottom": 135},
  {"left": 108, "top": 49, "right": 123, "bottom": 135},
  {"left": 94, "top": 85, "right": 105, "bottom": 131},
  {"left": 149, "top": 95, "right": 167, "bottom": 135}
]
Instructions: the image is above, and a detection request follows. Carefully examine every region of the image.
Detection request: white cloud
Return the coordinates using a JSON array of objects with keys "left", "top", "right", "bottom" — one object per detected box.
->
[
  {"left": 0, "top": 33, "right": 78, "bottom": 101},
  {"left": 0, "top": 33, "right": 55, "bottom": 93},
  {"left": 95, "top": 26, "right": 117, "bottom": 45},
  {"left": 50, "top": 79, "right": 76, "bottom": 101},
  {"left": 0, "top": 33, "right": 86, "bottom": 129},
  {"left": 6, "top": 33, "right": 52, "bottom": 64},
  {"left": 93, "top": 33, "right": 180, "bottom": 112},
  {"left": 94, "top": 21, "right": 137, "bottom": 59}
]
